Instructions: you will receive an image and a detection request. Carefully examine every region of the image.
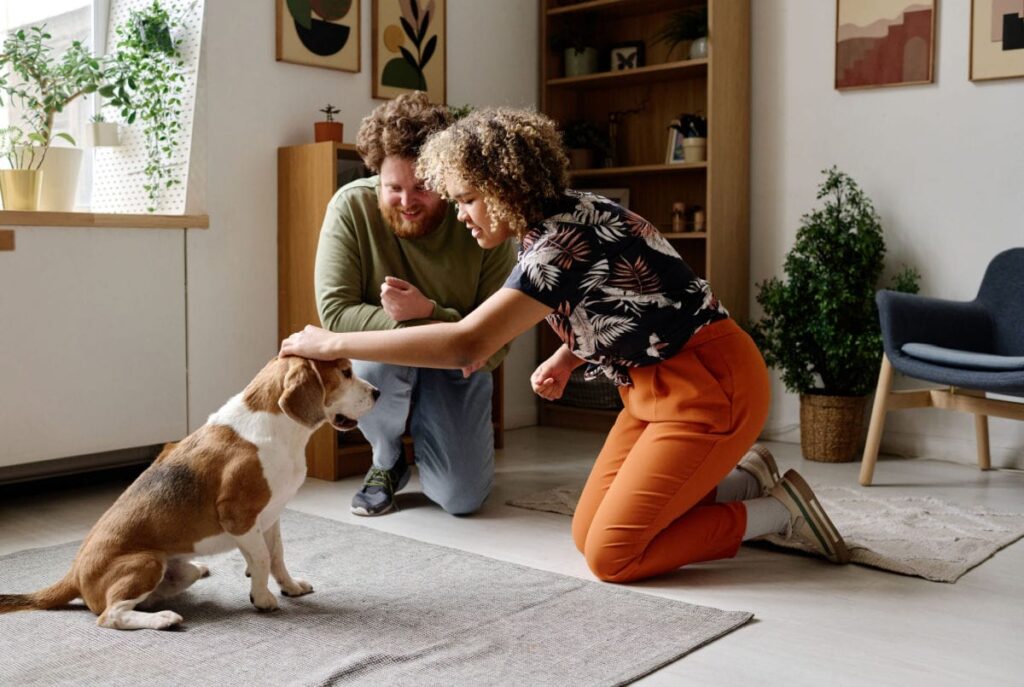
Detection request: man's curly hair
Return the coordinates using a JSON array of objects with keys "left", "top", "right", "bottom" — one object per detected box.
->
[
  {"left": 356, "top": 92, "right": 452, "bottom": 172},
  {"left": 416, "top": 108, "right": 570, "bottom": 239}
]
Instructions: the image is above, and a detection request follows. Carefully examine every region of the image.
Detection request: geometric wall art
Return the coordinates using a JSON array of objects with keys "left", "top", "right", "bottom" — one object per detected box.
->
[
  {"left": 276, "top": 0, "right": 360, "bottom": 72},
  {"left": 970, "top": 0, "right": 1024, "bottom": 81},
  {"left": 372, "top": 0, "right": 446, "bottom": 103},
  {"left": 835, "top": 0, "right": 935, "bottom": 90}
]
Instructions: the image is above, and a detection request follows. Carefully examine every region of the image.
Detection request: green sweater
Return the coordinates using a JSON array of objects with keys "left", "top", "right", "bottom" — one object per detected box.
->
[{"left": 314, "top": 176, "right": 518, "bottom": 372}]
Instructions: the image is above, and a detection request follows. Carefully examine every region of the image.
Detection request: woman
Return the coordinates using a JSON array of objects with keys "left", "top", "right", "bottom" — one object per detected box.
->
[{"left": 282, "top": 108, "right": 849, "bottom": 582}]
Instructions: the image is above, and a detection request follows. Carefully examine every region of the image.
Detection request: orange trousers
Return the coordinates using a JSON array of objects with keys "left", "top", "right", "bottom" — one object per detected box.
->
[{"left": 572, "top": 318, "right": 770, "bottom": 583}]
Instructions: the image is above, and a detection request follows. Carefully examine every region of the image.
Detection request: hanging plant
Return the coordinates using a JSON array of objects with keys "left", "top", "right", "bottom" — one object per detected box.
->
[{"left": 101, "top": 1, "right": 187, "bottom": 212}]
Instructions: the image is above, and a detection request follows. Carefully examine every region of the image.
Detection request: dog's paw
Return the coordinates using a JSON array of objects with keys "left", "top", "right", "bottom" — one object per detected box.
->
[
  {"left": 250, "top": 590, "right": 279, "bottom": 612},
  {"left": 194, "top": 563, "right": 210, "bottom": 578},
  {"left": 280, "top": 578, "right": 314, "bottom": 597},
  {"left": 151, "top": 610, "right": 184, "bottom": 630}
]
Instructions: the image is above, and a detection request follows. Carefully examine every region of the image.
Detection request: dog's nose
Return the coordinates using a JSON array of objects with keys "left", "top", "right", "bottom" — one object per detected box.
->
[{"left": 372, "top": 388, "right": 381, "bottom": 400}]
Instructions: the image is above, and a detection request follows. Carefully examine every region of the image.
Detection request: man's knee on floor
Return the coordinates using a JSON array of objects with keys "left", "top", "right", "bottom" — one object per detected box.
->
[{"left": 428, "top": 483, "right": 489, "bottom": 516}]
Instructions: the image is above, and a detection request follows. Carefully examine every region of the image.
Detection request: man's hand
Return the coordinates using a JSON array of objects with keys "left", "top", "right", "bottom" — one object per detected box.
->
[{"left": 380, "top": 276, "right": 434, "bottom": 322}]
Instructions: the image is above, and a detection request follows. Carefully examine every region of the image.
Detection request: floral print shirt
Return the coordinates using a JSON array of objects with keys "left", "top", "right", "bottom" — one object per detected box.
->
[{"left": 504, "top": 190, "right": 729, "bottom": 386}]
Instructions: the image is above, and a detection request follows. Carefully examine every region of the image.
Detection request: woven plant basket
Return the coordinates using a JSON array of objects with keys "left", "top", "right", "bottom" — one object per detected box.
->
[{"left": 799, "top": 393, "right": 868, "bottom": 463}]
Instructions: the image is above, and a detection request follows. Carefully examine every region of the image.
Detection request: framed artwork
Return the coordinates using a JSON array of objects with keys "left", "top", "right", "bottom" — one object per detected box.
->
[
  {"left": 834, "top": 0, "right": 935, "bottom": 89},
  {"left": 373, "top": 0, "right": 447, "bottom": 103},
  {"left": 665, "top": 121, "right": 685, "bottom": 164},
  {"left": 970, "top": 0, "right": 1024, "bottom": 81},
  {"left": 609, "top": 41, "right": 645, "bottom": 71},
  {"left": 276, "top": 0, "right": 360, "bottom": 72},
  {"left": 584, "top": 188, "right": 630, "bottom": 210}
]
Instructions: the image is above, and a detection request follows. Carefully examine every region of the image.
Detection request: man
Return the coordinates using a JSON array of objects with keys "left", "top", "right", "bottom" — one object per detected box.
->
[{"left": 314, "top": 92, "right": 517, "bottom": 517}]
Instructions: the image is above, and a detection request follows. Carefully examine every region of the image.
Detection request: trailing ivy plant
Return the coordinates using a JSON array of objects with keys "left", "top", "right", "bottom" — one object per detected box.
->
[
  {"left": 0, "top": 25, "right": 101, "bottom": 148},
  {"left": 750, "top": 167, "right": 920, "bottom": 397},
  {"left": 102, "top": 0, "right": 187, "bottom": 211}
]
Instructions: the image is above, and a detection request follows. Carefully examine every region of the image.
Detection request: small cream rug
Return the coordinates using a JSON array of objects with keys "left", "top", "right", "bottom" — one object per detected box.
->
[{"left": 507, "top": 485, "right": 1024, "bottom": 583}]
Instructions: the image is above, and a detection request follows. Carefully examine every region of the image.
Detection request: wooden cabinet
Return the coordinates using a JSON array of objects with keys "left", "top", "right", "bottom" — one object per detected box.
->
[
  {"left": 538, "top": 0, "right": 750, "bottom": 430},
  {"left": 278, "top": 141, "right": 504, "bottom": 480}
]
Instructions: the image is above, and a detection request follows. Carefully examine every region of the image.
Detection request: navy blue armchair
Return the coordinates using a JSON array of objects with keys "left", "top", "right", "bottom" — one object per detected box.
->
[{"left": 860, "top": 248, "right": 1024, "bottom": 485}]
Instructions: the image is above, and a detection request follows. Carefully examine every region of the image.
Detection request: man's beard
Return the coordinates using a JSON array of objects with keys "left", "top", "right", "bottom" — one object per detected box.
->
[{"left": 379, "top": 198, "right": 447, "bottom": 239}]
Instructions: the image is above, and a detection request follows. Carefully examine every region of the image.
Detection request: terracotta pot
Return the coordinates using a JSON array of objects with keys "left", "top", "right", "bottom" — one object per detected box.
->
[
  {"left": 315, "top": 121, "right": 344, "bottom": 143},
  {"left": 799, "top": 393, "right": 868, "bottom": 463}
]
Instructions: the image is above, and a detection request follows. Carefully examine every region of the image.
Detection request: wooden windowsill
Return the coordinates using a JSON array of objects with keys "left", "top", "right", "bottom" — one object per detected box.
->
[{"left": 0, "top": 210, "right": 209, "bottom": 229}]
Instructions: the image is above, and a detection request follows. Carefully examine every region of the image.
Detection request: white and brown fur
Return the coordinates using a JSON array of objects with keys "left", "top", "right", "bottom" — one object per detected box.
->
[{"left": 0, "top": 356, "right": 377, "bottom": 631}]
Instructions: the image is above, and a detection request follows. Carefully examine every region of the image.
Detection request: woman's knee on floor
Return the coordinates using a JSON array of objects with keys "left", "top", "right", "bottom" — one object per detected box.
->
[{"left": 582, "top": 543, "right": 643, "bottom": 583}]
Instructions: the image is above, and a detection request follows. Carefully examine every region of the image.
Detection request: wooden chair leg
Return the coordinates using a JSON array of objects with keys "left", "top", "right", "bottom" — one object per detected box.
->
[
  {"left": 860, "top": 355, "right": 894, "bottom": 486},
  {"left": 975, "top": 413, "right": 991, "bottom": 471}
]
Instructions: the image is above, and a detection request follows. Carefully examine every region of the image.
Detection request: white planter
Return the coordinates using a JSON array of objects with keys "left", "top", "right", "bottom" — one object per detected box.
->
[
  {"left": 90, "top": 122, "right": 121, "bottom": 147},
  {"left": 564, "top": 47, "right": 598, "bottom": 77},
  {"left": 36, "top": 146, "right": 83, "bottom": 211},
  {"left": 690, "top": 36, "right": 709, "bottom": 59}
]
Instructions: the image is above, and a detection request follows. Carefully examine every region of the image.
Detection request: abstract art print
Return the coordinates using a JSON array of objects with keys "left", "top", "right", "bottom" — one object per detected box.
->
[
  {"left": 970, "top": 0, "right": 1024, "bottom": 81},
  {"left": 276, "top": 0, "right": 360, "bottom": 72},
  {"left": 373, "top": 0, "right": 446, "bottom": 103},
  {"left": 835, "top": 0, "right": 935, "bottom": 89}
]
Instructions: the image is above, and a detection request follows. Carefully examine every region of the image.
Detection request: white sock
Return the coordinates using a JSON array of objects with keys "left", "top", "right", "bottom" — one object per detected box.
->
[
  {"left": 742, "top": 496, "right": 791, "bottom": 540},
  {"left": 715, "top": 469, "right": 761, "bottom": 503}
]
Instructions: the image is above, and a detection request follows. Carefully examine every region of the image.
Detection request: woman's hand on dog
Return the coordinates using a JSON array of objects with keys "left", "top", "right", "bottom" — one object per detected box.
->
[{"left": 280, "top": 325, "right": 340, "bottom": 360}]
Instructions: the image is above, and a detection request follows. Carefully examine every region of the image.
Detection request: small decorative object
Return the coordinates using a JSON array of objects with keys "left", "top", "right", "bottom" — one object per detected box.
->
[
  {"left": 653, "top": 6, "right": 708, "bottom": 61},
  {"left": 835, "top": 0, "right": 935, "bottom": 89},
  {"left": 970, "top": 0, "right": 1024, "bottom": 81},
  {"left": 276, "top": 0, "right": 360, "bottom": 72},
  {"left": 585, "top": 188, "right": 630, "bottom": 210},
  {"left": 373, "top": 0, "right": 446, "bottom": 103},
  {"left": 668, "top": 114, "right": 706, "bottom": 163},
  {"left": 609, "top": 41, "right": 645, "bottom": 71},
  {"left": 562, "top": 120, "right": 609, "bottom": 170},
  {"left": 671, "top": 201, "right": 686, "bottom": 232},
  {"left": 315, "top": 104, "right": 344, "bottom": 142},
  {"left": 0, "top": 126, "right": 44, "bottom": 211},
  {"left": 605, "top": 101, "right": 647, "bottom": 166},
  {"left": 89, "top": 113, "right": 121, "bottom": 147},
  {"left": 665, "top": 120, "right": 685, "bottom": 164},
  {"left": 750, "top": 167, "right": 920, "bottom": 462},
  {"left": 549, "top": 23, "right": 598, "bottom": 77},
  {"left": 693, "top": 208, "right": 706, "bottom": 232}
]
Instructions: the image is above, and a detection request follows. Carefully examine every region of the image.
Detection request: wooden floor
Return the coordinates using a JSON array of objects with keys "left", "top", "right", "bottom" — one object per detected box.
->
[{"left": 2, "top": 427, "right": 1022, "bottom": 686}]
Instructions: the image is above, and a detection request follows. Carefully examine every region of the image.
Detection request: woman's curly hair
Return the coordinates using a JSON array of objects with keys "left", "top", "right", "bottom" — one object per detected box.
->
[
  {"left": 417, "top": 108, "right": 570, "bottom": 239},
  {"left": 356, "top": 92, "right": 452, "bottom": 172}
]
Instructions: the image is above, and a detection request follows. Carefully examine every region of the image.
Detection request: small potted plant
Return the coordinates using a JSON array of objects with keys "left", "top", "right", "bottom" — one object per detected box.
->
[
  {"left": 89, "top": 112, "right": 121, "bottom": 147},
  {"left": 670, "top": 113, "right": 707, "bottom": 162},
  {"left": 750, "top": 167, "right": 920, "bottom": 462},
  {"left": 652, "top": 6, "right": 709, "bottom": 60},
  {"left": 0, "top": 126, "right": 45, "bottom": 210},
  {"left": 315, "top": 104, "right": 344, "bottom": 143},
  {"left": 549, "top": 24, "right": 598, "bottom": 77},
  {"left": 562, "top": 120, "right": 609, "bottom": 170}
]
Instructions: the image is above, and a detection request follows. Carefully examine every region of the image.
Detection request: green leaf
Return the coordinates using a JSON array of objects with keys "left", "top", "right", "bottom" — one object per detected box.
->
[{"left": 54, "top": 132, "right": 76, "bottom": 146}]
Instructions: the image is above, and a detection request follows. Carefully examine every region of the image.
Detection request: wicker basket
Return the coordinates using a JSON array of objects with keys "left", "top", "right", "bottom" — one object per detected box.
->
[
  {"left": 555, "top": 369, "right": 623, "bottom": 410},
  {"left": 799, "top": 393, "right": 868, "bottom": 463}
]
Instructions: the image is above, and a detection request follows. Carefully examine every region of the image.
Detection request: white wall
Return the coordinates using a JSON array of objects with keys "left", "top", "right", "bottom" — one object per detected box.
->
[
  {"left": 751, "top": 1, "right": 1024, "bottom": 468},
  {"left": 187, "top": 1, "right": 539, "bottom": 431}
]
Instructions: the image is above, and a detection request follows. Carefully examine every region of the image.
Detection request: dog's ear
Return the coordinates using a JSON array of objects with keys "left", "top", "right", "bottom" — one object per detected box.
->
[{"left": 278, "top": 357, "right": 325, "bottom": 427}]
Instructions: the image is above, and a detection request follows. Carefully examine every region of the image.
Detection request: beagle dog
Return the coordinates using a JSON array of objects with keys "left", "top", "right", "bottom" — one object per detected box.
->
[{"left": 0, "top": 355, "right": 377, "bottom": 631}]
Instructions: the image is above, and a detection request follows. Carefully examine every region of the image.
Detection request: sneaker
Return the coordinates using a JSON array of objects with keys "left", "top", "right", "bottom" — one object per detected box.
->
[
  {"left": 351, "top": 459, "right": 411, "bottom": 516},
  {"left": 736, "top": 444, "right": 782, "bottom": 497},
  {"left": 769, "top": 469, "right": 850, "bottom": 564}
]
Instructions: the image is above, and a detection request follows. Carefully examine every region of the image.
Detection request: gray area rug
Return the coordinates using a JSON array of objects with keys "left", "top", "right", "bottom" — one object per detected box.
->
[
  {"left": 507, "top": 485, "right": 1024, "bottom": 583},
  {"left": 0, "top": 510, "right": 751, "bottom": 687}
]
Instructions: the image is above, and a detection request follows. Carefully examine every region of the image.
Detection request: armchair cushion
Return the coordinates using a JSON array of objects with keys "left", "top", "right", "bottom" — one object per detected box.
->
[{"left": 902, "top": 343, "right": 1024, "bottom": 372}]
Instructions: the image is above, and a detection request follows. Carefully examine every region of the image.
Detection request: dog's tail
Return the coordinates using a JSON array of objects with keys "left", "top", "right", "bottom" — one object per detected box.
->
[{"left": 0, "top": 570, "right": 78, "bottom": 613}]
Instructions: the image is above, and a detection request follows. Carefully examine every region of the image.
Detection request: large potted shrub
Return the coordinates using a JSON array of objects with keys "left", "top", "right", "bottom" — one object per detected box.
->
[{"left": 751, "top": 167, "right": 920, "bottom": 462}]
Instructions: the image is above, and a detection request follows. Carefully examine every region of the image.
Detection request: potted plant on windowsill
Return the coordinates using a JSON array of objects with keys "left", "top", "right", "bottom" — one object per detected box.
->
[
  {"left": 750, "top": 167, "right": 920, "bottom": 462},
  {"left": 89, "top": 112, "right": 121, "bottom": 147},
  {"left": 0, "top": 26, "right": 103, "bottom": 211},
  {"left": 562, "top": 120, "right": 609, "bottom": 170},
  {"left": 0, "top": 126, "right": 45, "bottom": 211},
  {"left": 653, "top": 6, "right": 709, "bottom": 60}
]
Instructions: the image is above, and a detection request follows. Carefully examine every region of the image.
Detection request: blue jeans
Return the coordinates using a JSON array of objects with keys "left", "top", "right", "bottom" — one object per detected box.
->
[{"left": 351, "top": 361, "right": 495, "bottom": 515}]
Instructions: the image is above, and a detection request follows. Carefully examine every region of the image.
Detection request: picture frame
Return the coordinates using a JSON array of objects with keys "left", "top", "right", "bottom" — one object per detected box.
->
[
  {"left": 665, "top": 122, "right": 685, "bottom": 164},
  {"left": 834, "top": 0, "right": 935, "bottom": 90},
  {"left": 583, "top": 187, "right": 630, "bottom": 210},
  {"left": 970, "top": 0, "right": 1024, "bottom": 82},
  {"left": 276, "top": 0, "right": 360, "bottom": 72},
  {"left": 373, "top": 0, "right": 447, "bottom": 103},
  {"left": 609, "top": 41, "right": 645, "bottom": 71}
]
